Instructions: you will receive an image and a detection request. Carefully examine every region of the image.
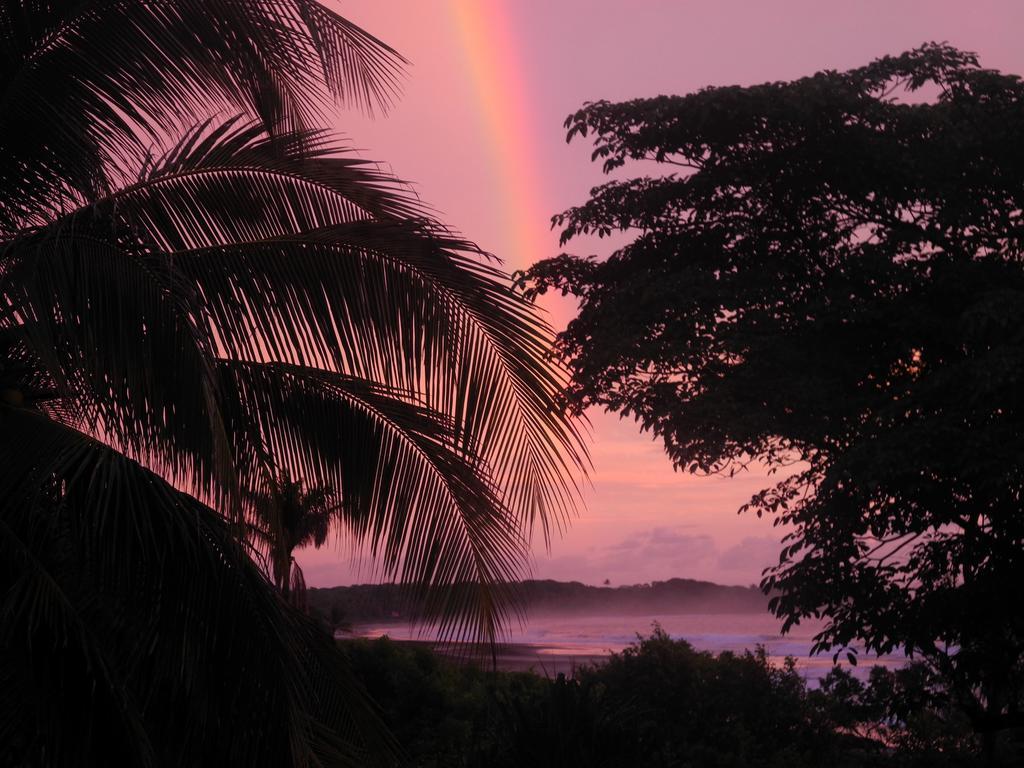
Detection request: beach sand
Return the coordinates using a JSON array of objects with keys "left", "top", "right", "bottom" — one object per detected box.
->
[
  {"left": 372, "top": 638, "right": 610, "bottom": 676},
  {"left": 447, "top": 642, "right": 609, "bottom": 676}
]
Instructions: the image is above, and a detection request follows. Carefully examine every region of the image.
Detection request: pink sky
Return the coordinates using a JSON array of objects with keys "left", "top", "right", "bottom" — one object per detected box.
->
[{"left": 297, "top": 0, "right": 1024, "bottom": 588}]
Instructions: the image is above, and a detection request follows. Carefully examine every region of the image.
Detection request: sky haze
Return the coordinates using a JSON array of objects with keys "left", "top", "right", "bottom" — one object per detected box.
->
[{"left": 298, "top": 0, "right": 1024, "bottom": 587}]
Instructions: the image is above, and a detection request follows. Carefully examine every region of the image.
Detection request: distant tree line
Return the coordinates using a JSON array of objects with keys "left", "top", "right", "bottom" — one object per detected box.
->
[{"left": 309, "top": 577, "right": 768, "bottom": 625}]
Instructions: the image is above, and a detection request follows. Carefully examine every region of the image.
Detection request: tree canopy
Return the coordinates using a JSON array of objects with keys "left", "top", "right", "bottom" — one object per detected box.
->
[{"left": 520, "top": 44, "right": 1024, "bottom": 738}]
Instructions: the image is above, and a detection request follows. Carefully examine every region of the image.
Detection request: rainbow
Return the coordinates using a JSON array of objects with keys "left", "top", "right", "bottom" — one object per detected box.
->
[{"left": 446, "top": 0, "right": 551, "bottom": 274}]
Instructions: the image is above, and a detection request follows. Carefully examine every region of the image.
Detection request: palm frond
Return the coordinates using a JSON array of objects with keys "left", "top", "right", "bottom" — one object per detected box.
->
[
  {"left": 0, "top": 2, "right": 592, "bottom": 762},
  {"left": 0, "top": 0, "right": 406, "bottom": 233},
  {"left": 0, "top": 225, "right": 233, "bottom": 506},
  {"left": 0, "top": 404, "right": 394, "bottom": 767},
  {"left": 137, "top": 122, "right": 586, "bottom": 531},
  {"left": 28, "top": 118, "right": 586, "bottom": 537},
  {"left": 2, "top": 115, "right": 587, "bottom": 642},
  {"left": 221, "top": 360, "right": 528, "bottom": 642}
]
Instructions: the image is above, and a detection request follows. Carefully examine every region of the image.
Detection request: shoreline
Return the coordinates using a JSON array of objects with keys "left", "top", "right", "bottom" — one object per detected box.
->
[
  {"left": 385, "top": 639, "right": 611, "bottom": 675},
  {"left": 335, "top": 626, "right": 905, "bottom": 684}
]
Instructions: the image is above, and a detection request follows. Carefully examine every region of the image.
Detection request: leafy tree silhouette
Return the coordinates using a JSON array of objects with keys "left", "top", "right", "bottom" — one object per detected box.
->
[{"left": 520, "top": 44, "right": 1024, "bottom": 756}]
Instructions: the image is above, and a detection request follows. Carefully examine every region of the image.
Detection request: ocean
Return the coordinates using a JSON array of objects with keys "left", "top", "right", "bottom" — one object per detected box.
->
[{"left": 348, "top": 612, "right": 905, "bottom": 681}]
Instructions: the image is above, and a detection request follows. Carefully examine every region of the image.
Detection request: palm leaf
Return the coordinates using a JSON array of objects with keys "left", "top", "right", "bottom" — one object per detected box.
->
[
  {"left": 0, "top": 0, "right": 406, "bottom": 233},
  {"left": 221, "top": 360, "right": 528, "bottom": 641},
  {"left": 1, "top": 3, "right": 589, "bottom": 760},
  {"left": 126, "top": 122, "right": 586, "bottom": 532},
  {"left": 10, "top": 117, "right": 586, "bottom": 545},
  {"left": 0, "top": 225, "right": 234, "bottom": 507},
  {"left": 0, "top": 405, "right": 395, "bottom": 766}
]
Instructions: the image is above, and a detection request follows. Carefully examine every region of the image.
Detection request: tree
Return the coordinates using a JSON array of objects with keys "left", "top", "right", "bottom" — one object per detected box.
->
[
  {"left": 818, "top": 663, "right": 976, "bottom": 758},
  {"left": 520, "top": 44, "right": 1024, "bottom": 750},
  {"left": 252, "top": 471, "right": 335, "bottom": 609},
  {"left": 1, "top": 2, "right": 584, "bottom": 765}
]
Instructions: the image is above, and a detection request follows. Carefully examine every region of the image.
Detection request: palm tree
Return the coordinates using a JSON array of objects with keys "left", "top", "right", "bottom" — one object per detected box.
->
[
  {"left": 254, "top": 470, "right": 335, "bottom": 609},
  {"left": 0, "top": 3, "right": 585, "bottom": 765}
]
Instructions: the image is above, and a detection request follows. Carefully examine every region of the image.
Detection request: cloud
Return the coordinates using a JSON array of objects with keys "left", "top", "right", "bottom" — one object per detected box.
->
[
  {"left": 607, "top": 535, "right": 643, "bottom": 551},
  {"left": 717, "top": 537, "right": 782, "bottom": 574}
]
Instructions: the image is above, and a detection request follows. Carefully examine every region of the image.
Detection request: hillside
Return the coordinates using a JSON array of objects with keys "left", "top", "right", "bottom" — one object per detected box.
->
[{"left": 308, "top": 578, "right": 769, "bottom": 625}]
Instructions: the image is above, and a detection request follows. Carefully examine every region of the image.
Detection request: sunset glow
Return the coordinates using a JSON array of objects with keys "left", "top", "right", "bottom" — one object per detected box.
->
[
  {"left": 9, "top": 1, "right": 1024, "bottom": 760},
  {"left": 303, "top": 0, "right": 1024, "bottom": 589}
]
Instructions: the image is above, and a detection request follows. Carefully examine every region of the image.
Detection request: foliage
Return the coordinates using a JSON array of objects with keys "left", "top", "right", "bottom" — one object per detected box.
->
[
  {"left": 574, "top": 627, "right": 831, "bottom": 767},
  {"left": 818, "top": 663, "right": 978, "bottom": 761},
  {"left": 1, "top": 1, "right": 584, "bottom": 764},
  {"left": 340, "top": 628, "right": 985, "bottom": 767},
  {"left": 0, "top": 421, "right": 392, "bottom": 767},
  {"left": 519, "top": 44, "right": 1024, "bottom": 740},
  {"left": 339, "top": 636, "right": 542, "bottom": 767},
  {"left": 250, "top": 470, "right": 336, "bottom": 609}
]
